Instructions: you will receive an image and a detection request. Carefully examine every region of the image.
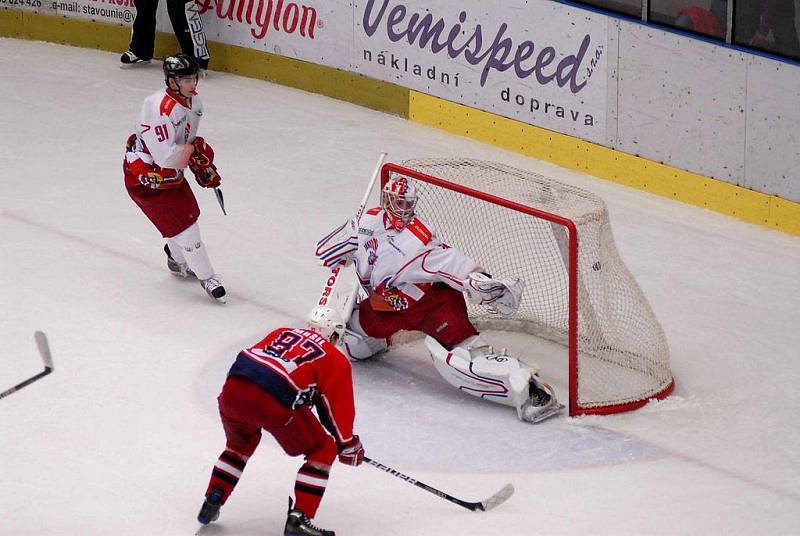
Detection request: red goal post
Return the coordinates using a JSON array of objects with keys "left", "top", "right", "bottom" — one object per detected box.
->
[{"left": 380, "top": 159, "right": 675, "bottom": 416}]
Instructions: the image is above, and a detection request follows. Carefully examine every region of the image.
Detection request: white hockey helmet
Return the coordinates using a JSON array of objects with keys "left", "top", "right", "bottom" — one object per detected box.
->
[
  {"left": 306, "top": 306, "right": 346, "bottom": 341},
  {"left": 381, "top": 176, "right": 417, "bottom": 230}
]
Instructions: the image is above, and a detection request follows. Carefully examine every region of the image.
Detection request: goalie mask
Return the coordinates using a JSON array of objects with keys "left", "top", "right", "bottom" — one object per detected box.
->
[
  {"left": 306, "top": 306, "right": 346, "bottom": 342},
  {"left": 382, "top": 177, "right": 417, "bottom": 230}
]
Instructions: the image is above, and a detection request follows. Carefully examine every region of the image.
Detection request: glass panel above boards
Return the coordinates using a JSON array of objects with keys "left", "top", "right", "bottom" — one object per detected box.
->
[
  {"left": 649, "top": 0, "right": 728, "bottom": 39},
  {"left": 734, "top": 0, "right": 800, "bottom": 60}
]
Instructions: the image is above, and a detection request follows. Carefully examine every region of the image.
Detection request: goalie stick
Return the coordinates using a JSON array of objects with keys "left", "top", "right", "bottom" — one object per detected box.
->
[
  {"left": 364, "top": 456, "right": 514, "bottom": 512},
  {"left": 0, "top": 331, "right": 54, "bottom": 400},
  {"left": 316, "top": 152, "right": 387, "bottom": 322}
]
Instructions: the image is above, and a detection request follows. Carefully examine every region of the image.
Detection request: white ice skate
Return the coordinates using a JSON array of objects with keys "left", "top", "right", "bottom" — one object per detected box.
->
[
  {"left": 517, "top": 375, "right": 565, "bottom": 424},
  {"left": 200, "top": 276, "right": 226, "bottom": 304},
  {"left": 164, "top": 245, "right": 196, "bottom": 279}
]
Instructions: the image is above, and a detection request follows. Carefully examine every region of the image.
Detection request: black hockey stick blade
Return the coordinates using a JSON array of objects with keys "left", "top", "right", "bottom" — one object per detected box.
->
[
  {"left": 364, "top": 456, "right": 514, "bottom": 512},
  {"left": 214, "top": 187, "right": 227, "bottom": 215},
  {"left": 0, "top": 331, "right": 54, "bottom": 399}
]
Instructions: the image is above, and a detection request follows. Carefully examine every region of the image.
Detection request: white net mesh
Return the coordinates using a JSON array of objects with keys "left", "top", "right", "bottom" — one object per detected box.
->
[{"left": 390, "top": 158, "right": 673, "bottom": 413}]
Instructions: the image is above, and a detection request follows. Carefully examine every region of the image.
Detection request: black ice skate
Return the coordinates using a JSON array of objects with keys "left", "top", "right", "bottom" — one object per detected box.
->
[
  {"left": 284, "top": 498, "right": 334, "bottom": 536},
  {"left": 201, "top": 276, "right": 227, "bottom": 304},
  {"left": 164, "top": 244, "right": 196, "bottom": 278},
  {"left": 197, "top": 487, "right": 223, "bottom": 525},
  {"left": 119, "top": 50, "right": 151, "bottom": 68}
]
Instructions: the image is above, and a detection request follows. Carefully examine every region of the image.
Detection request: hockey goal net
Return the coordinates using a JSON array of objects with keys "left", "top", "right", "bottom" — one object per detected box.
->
[{"left": 381, "top": 159, "right": 674, "bottom": 416}]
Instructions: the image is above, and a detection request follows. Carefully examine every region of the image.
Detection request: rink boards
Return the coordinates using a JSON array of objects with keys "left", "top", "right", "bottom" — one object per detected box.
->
[{"left": 1, "top": 5, "right": 799, "bottom": 236}]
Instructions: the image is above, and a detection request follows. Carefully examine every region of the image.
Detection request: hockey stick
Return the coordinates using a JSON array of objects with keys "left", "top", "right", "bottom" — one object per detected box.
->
[
  {"left": 0, "top": 331, "right": 54, "bottom": 400},
  {"left": 353, "top": 152, "right": 388, "bottom": 230},
  {"left": 363, "top": 456, "right": 514, "bottom": 512},
  {"left": 316, "top": 152, "right": 387, "bottom": 321},
  {"left": 214, "top": 187, "right": 226, "bottom": 215}
]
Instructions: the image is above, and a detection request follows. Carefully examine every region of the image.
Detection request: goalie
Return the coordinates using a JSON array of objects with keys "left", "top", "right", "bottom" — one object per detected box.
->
[{"left": 315, "top": 175, "right": 563, "bottom": 424}]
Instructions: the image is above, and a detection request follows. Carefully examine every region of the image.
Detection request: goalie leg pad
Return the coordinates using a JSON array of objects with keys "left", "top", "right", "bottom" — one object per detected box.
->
[
  {"left": 341, "top": 331, "right": 388, "bottom": 361},
  {"left": 342, "top": 309, "right": 388, "bottom": 361},
  {"left": 426, "top": 336, "right": 563, "bottom": 423},
  {"left": 425, "top": 336, "right": 526, "bottom": 407}
]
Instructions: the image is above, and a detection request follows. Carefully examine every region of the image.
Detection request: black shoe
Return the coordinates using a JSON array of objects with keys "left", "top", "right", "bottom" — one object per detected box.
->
[
  {"left": 284, "top": 498, "right": 334, "bottom": 536},
  {"left": 120, "top": 50, "right": 151, "bottom": 67},
  {"left": 197, "top": 487, "right": 224, "bottom": 525}
]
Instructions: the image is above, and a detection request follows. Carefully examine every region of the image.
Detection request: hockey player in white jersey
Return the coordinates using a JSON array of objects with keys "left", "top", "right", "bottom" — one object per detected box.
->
[
  {"left": 316, "top": 175, "right": 563, "bottom": 423},
  {"left": 123, "top": 54, "right": 226, "bottom": 303}
]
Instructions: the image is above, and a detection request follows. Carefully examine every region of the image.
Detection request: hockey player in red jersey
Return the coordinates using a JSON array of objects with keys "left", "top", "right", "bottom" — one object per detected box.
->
[
  {"left": 316, "top": 175, "right": 563, "bottom": 424},
  {"left": 197, "top": 307, "right": 364, "bottom": 536},
  {"left": 123, "top": 53, "right": 226, "bottom": 303}
]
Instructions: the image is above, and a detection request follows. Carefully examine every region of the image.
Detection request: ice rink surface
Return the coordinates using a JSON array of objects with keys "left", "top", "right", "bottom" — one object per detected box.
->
[{"left": 1, "top": 39, "right": 799, "bottom": 535}]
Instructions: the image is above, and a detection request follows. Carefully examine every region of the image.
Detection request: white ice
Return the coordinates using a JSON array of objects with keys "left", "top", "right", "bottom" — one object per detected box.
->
[{"left": 1, "top": 39, "right": 799, "bottom": 536}]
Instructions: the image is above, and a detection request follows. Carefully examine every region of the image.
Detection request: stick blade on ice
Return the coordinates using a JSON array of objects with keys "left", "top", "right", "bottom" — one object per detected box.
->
[
  {"left": 480, "top": 483, "right": 514, "bottom": 512},
  {"left": 34, "top": 331, "right": 53, "bottom": 370}
]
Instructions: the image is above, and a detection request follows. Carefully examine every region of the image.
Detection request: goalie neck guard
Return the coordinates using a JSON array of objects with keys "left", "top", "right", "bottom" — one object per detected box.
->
[{"left": 382, "top": 177, "right": 417, "bottom": 230}]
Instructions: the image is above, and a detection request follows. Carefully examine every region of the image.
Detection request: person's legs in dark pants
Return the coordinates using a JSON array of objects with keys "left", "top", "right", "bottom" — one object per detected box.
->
[
  {"left": 166, "top": 0, "right": 210, "bottom": 69},
  {"left": 128, "top": 0, "right": 158, "bottom": 60}
]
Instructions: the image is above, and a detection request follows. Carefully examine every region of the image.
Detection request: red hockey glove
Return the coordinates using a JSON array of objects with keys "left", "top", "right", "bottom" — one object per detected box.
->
[
  {"left": 193, "top": 165, "right": 221, "bottom": 188},
  {"left": 188, "top": 137, "right": 221, "bottom": 188},
  {"left": 338, "top": 435, "right": 364, "bottom": 466},
  {"left": 189, "top": 136, "right": 215, "bottom": 171},
  {"left": 125, "top": 133, "right": 137, "bottom": 150}
]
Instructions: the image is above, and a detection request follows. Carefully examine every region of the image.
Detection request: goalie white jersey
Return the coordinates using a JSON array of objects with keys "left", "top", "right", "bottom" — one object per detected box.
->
[{"left": 351, "top": 207, "right": 479, "bottom": 310}]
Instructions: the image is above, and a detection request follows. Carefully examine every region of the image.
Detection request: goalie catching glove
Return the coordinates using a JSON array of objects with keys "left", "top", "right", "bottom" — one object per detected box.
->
[
  {"left": 463, "top": 272, "right": 525, "bottom": 315},
  {"left": 338, "top": 435, "right": 364, "bottom": 466},
  {"left": 189, "top": 136, "right": 221, "bottom": 188}
]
